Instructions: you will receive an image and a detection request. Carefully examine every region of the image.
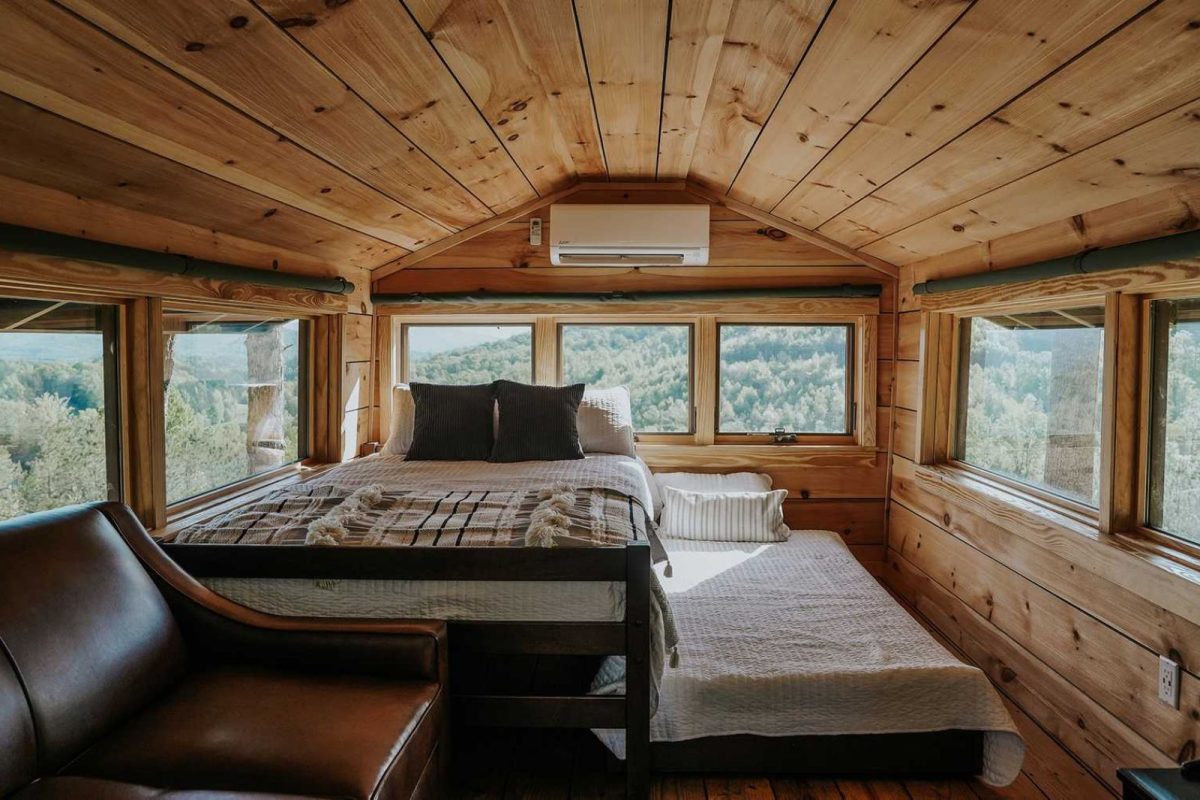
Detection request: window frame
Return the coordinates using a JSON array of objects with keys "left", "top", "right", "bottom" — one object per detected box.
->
[
  {"left": 916, "top": 281, "right": 1200, "bottom": 565},
  {"left": 947, "top": 303, "right": 1108, "bottom": 517},
  {"left": 714, "top": 321, "right": 857, "bottom": 442},
  {"left": 556, "top": 320, "right": 697, "bottom": 439},
  {"left": 396, "top": 320, "right": 537, "bottom": 385},
  {"left": 386, "top": 309, "right": 878, "bottom": 453},
  {"left": 1138, "top": 289, "right": 1200, "bottom": 557},
  {"left": 160, "top": 304, "right": 317, "bottom": 517},
  {"left": 0, "top": 295, "right": 125, "bottom": 515}
]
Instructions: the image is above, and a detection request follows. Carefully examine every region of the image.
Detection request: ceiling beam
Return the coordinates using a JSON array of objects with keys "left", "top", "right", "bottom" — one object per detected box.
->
[{"left": 684, "top": 182, "right": 900, "bottom": 279}]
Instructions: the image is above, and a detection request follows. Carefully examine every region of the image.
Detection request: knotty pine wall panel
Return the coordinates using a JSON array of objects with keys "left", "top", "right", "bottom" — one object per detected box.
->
[{"left": 884, "top": 296, "right": 1200, "bottom": 795}]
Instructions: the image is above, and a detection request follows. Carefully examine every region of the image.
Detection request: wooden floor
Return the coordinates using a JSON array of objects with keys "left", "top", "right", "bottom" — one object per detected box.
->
[{"left": 447, "top": 727, "right": 1052, "bottom": 800}]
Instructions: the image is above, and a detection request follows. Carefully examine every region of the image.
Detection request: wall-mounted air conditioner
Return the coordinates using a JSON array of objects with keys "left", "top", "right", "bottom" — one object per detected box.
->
[{"left": 549, "top": 204, "right": 709, "bottom": 266}]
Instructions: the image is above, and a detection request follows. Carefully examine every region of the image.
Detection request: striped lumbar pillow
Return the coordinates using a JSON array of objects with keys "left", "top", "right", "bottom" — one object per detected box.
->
[{"left": 658, "top": 486, "right": 788, "bottom": 542}]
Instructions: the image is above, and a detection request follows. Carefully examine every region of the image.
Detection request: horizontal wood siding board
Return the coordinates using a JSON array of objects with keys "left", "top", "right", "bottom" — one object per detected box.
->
[
  {"left": 887, "top": 551, "right": 1170, "bottom": 791},
  {"left": 890, "top": 458, "right": 1200, "bottom": 678},
  {"left": 887, "top": 480, "right": 1200, "bottom": 763},
  {"left": 783, "top": 500, "right": 885, "bottom": 545},
  {"left": 892, "top": 455, "right": 1200, "bottom": 638}
]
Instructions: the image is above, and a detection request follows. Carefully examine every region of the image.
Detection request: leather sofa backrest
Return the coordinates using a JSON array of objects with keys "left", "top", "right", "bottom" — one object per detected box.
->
[
  {"left": 0, "top": 505, "right": 188, "bottom": 773},
  {"left": 0, "top": 646, "right": 36, "bottom": 796}
]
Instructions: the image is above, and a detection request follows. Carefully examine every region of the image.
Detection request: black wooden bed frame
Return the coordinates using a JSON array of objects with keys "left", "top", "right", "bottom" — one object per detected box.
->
[
  {"left": 161, "top": 540, "right": 654, "bottom": 799},
  {"left": 164, "top": 540, "right": 990, "bottom": 794}
]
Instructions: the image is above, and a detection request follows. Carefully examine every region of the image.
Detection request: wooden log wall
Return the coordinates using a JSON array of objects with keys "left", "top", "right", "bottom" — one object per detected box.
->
[{"left": 884, "top": 227, "right": 1200, "bottom": 795}]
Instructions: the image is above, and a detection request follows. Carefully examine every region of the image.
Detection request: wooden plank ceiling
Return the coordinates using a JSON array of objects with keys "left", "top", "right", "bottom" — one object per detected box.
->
[{"left": 0, "top": 0, "right": 1195, "bottom": 282}]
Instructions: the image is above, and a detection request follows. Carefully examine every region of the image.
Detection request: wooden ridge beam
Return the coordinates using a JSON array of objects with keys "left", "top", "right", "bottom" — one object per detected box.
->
[{"left": 685, "top": 182, "right": 900, "bottom": 279}]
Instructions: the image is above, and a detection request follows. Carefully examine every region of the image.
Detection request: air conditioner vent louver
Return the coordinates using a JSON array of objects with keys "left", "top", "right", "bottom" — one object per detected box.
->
[{"left": 550, "top": 204, "right": 709, "bottom": 267}]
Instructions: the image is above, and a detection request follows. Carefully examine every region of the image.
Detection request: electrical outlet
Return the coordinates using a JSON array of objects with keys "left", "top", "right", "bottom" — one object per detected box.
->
[
  {"left": 529, "top": 218, "right": 542, "bottom": 246},
  {"left": 1159, "top": 655, "right": 1180, "bottom": 708}
]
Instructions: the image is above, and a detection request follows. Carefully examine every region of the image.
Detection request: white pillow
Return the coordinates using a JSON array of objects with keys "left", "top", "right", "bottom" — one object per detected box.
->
[
  {"left": 380, "top": 384, "right": 415, "bottom": 456},
  {"left": 658, "top": 486, "right": 788, "bottom": 542},
  {"left": 577, "top": 386, "right": 636, "bottom": 457},
  {"left": 654, "top": 471, "right": 773, "bottom": 494},
  {"left": 654, "top": 472, "right": 787, "bottom": 534}
]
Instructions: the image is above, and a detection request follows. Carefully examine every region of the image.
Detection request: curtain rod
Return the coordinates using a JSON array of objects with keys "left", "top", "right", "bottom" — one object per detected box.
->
[
  {"left": 371, "top": 284, "right": 882, "bottom": 305},
  {"left": 0, "top": 224, "right": 355, "bottom": 295},
  {"left": 913, "top": 230, "right": 1200, "bottom": 296}
]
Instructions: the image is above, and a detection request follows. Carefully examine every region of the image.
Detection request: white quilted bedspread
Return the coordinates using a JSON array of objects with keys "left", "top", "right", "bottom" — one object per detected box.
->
[{"left": 597, "top": 531, "right": 1024, "bottom": 786}]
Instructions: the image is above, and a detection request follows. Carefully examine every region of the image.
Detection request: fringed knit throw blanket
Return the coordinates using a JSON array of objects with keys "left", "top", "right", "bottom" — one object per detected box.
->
[{"left": 173, "top": 480, "right": 649, "bottom": 549}]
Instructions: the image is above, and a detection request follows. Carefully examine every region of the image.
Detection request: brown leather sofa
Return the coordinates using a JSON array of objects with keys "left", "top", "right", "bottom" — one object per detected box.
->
[{"left": 0, "top": 502, "right": 448, "bottom": 800}]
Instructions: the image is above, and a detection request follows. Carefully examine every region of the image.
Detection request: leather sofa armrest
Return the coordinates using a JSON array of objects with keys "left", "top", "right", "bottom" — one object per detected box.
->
[{"left": 96, "top": 502, "right": 448, "bottom": 684}]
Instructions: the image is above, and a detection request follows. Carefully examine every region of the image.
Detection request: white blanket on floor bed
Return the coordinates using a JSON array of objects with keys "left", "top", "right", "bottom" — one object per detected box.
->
[{"left": 596, "top": 531, "right": 1024, "bottom": 786}]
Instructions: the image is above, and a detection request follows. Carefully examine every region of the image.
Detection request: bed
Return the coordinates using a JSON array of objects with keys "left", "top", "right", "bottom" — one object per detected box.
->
[
  {"left": 163, "top": 452, "right": 1023, "bottom": 788},
  {"left": 595, "top": 531, "right": 1025, "bottom": 786},
  {"left": 161, "top": 453, "right": 670, "bottom": 798}
]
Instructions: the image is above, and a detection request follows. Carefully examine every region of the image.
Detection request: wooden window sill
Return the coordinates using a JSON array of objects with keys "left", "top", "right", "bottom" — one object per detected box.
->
[{"left": 638, "top": 443, "right": 878, "bottom": 470}]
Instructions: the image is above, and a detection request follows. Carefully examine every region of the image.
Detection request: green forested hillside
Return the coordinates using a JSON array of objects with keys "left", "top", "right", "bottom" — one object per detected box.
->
[{"left": 1, "top": 334, "right": 299, "bottom": 518}]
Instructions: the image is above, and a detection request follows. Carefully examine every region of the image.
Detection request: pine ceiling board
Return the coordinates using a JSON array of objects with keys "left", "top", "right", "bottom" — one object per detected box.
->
[
  {"left": 909, "top": 183, "right": 1200, "bottom": 282},
  {"left": 510, "top": 188, "right": 751, "bottom": 221},
  {"left": 0, "top": 1, "right": 432, "bottom": 251},
  {"left": 57, "top": 0, "right": 486, "bottom": 232},
  {"left": 819, "top": 0, "right": 1200, "bottom": 249},
  {"left": 0, "top": 96, "right": 398, "bottom": 269},
  {"left": 771, "top": 0, "right": 1151, "bottom": 229},
  {"left": 256, "top": 0, "right": 534, "bottom": 214},
  {"left": 375, "top": 265, "right": 880, "bottom": 294},
  {"left": 657, "top": 0, "right": 735, "bottom": 179},
  {"left": 410, "top": 219, "right": 858, "bottom": 268},
  {"left": 574, "top": 0, "right": 670, "bottom": 178},
  {"left": 728, "top": 0, "right": 970, "bottom": 210},
  {"left": 405, "top": 0, "right": 581, "bottom": 194},
  {"left": 498, "top": 0, "right": 607, "bottom": 179},
  {"left": 686, "top": 0, "right": 830, "bottom": 193},
  {"left": 864, "top": 98, "right": 1200, "bottom": 264},
  {"left": 0, "top": 174, "right": 337, "bottom": 277}
]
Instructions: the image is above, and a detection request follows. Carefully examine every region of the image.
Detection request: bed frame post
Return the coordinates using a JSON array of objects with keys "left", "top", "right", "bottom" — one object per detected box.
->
[{"left": 625, "top": 540, "right": 651, "bottom": 800}]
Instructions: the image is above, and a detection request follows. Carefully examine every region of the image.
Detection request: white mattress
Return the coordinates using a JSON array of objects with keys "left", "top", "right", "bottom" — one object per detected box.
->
[
  {"left": 596, "top": 532, "right": 1025, "bottom": 787},
  {"left": 199, "top": 453, "right": 657, "bottom": 622},
  {"left": 203, "top": 576, "right": 625, "bottom": 622}
]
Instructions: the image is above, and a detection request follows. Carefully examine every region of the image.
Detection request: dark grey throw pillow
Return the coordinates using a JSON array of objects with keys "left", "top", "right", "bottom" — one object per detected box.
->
[
  {"left": 405, "top": 382, "right": 496, "bottom": 461},
  {"left": 490, "top": 381, "right": 586, "bottom": 462}
]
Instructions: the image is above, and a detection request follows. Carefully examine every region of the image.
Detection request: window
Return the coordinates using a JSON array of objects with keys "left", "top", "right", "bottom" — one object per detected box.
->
[
  {"left": 0, "top": 298, "right": 120, "bottom": 520},
  {"left": 559, "top": 324, "right": 692, "bottom": 433},
  {"left": 1148, "top": 298, "right": 1200, "bottom": 544},
  {"left": 164, "top": 310, "right": 307, "bottom": 504},
  {"left": 955, "top": 307, "right": 1105, "bottom": 507},
  {"left": 718, "top": 324, "right": 853, "bottom": 435},
  {"left": 404, "top": 324, "right": 533, "bottom": 384}
]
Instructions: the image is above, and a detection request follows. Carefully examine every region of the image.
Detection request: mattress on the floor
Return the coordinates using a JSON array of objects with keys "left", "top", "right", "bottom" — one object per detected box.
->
[{"left": 596, "top": 531, "right": 1025, "bottom": 787}]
